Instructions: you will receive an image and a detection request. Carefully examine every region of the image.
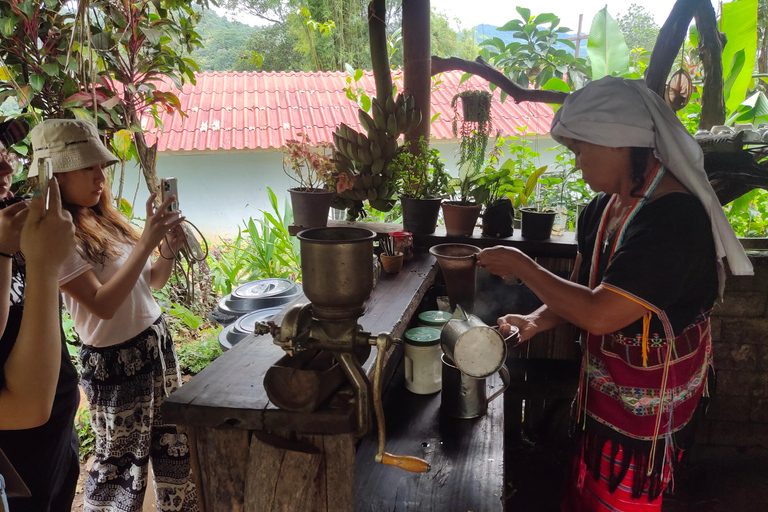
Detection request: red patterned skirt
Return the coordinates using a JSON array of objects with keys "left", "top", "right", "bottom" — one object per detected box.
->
[{"left": 560, "top": 440, "right": 678, "bottom": 512}]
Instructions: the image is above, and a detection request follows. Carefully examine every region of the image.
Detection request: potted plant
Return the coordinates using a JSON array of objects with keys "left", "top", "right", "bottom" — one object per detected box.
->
[
  {"left": 538, "top": 145, "right": 594, "bottom": 233},
  {"left": 392, "top": 138, "right": 451, "bottom": 234},
  {"left": 442, "top": 163, "right": 484, "bottom": 237},
  {"left": 283, "top": 133, "right": 337, "bottom": 228}
]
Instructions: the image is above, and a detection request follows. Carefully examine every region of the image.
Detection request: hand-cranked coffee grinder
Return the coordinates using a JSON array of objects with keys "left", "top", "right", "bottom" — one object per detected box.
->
[{"left": 255, "top": 227, "right": 430, "bottom": 473}]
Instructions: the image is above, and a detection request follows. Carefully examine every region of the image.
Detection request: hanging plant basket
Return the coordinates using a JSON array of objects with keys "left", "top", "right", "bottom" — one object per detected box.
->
[{"left": 460, "top": 92, "right": 492, "bottom": 123}]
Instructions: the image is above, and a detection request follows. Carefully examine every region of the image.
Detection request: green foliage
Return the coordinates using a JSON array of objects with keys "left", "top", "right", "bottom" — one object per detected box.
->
[
  {"left": 726, "top": 91, "right": 768, "bottom": 126},
  {"left": 724, "top": 189, "right": 768, "bottom": 237},
  {"left": 237, "top": 21, "right": 304, "bottom": 71},
  {"left": 76, "top": 407, "right": 96, "bottom": 463},
  {"left": 208, "top": 187, "right": 300, "bottom": 295},
  {"left": 429, "top": 9, "right": 480, "bottom": 61},
  {"left": 0, "top": 0, "right": 205, "bottom": 208},
  {"left": 479, "top": 7, "right": 589, "bottom": 91},
  {"left": 587, "top": 7, "right": 630, "bottom": 79},
  {"left": 477, "top": 133, "right": 548, "bottom": 209},
  {"left": 539, "top": 145, "right": 594, "bottom": 227},
  {"left": 62, "top": 310, "right": 81, "bottom": 359},
  {"left": 615, "top": 3, "right": 659, "bottom": 56},
  {"left": 176, "top": 336, "right": 223, "bottom": 375},
  {"left": 193, "top": 8, "right": 260, "bottom": 71},
  {"left": 720, "top": 0, "right": 759, "bottom": 112},
  {"left": 392, "top": 138, "right": 451, "bottom": 199}
]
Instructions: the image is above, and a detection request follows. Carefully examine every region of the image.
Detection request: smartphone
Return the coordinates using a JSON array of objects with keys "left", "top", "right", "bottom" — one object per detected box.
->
[
  {"left": 37, "top": 157, "right": 51, "bottom": 210},
  {"left": 160, "top": 177, "right": 179, "bottom": 212}
]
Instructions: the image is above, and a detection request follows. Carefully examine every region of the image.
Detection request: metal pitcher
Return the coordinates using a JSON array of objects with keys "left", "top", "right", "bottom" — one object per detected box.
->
[
  {"left": 440, "top": 305, "right": 517, "bottom": 378},
  {"left": 441, "top": 354, "right": 510, "bottom": 419}
]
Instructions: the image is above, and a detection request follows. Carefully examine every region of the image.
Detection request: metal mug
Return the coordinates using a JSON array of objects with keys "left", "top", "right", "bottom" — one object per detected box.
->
[
  {"left": 440, "top": 305, "right": 516, "bottom": 378},
  {"left": 440, "top": 354, "right": 510, "bottom": 419}
]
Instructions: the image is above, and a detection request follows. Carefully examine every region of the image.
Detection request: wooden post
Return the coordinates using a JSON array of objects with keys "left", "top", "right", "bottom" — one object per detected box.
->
[{"left": 403, "top": 0, "right": 431, "bottom": 149}]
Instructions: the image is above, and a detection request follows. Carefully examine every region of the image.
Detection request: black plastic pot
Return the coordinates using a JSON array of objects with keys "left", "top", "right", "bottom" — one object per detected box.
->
[
  {"left": 520, "top": 208, "right": 556, "bottom": 240},
  {"left": 481, "top": 198, "right": 514, "bottom": 238},
  {"left": 401, "top": 196, "right": 442, "bottom": 234}
]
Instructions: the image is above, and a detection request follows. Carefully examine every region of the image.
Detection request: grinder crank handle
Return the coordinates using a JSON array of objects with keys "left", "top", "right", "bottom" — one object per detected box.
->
[
  {"left": 372, "top": 333, "right": 431, "bottom": 473},
  {"left": 377, "top": 452, "right": 430, "bottom": 473}
]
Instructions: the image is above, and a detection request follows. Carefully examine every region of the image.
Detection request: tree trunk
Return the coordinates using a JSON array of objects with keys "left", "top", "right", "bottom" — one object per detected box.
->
[
  {"left": 130, "top": 112, "right": 212, "bottom": 301},
  {"left": 645, "top": 0, "right": 703, "bottom": 97},
  {"left": 403, "top": 0, "right": 431, "bottom": 148},
  {"left": 368, "top": 0, "right": 392, "bottom": 101},
  {"left": 695, "top": 0, "right": 727, "bottom": 129}
]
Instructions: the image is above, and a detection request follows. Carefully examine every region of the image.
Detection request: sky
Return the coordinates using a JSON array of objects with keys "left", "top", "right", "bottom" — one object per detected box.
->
[{"left": 215, "top": 1, "right": 723, "bottom": 32}]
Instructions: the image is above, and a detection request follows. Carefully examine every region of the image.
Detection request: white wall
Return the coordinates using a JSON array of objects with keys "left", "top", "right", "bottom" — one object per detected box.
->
[{"left": 112, "top": 135, "right": 560, "bottom": 241}]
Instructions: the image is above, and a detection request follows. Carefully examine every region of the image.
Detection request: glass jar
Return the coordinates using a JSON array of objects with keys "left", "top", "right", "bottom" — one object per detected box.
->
[
  {"left": 404, "top": 327, "right": 442, "bottom": 394},
  {"left": 551, "top": 201, "right": 568, "bottom": 236},
  {"left": 390, "top": 231, "right": 414, "bottom": 261}
]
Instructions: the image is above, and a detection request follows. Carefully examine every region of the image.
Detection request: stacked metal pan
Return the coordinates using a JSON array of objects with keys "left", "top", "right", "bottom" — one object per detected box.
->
[{"left": 210, "top": 278, "right": 303, "bottom": 350}]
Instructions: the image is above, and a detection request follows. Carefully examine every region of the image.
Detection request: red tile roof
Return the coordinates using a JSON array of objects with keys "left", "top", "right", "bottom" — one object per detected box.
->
[{"left": 143, "top": 70, "right": 554, "bottom": 152}]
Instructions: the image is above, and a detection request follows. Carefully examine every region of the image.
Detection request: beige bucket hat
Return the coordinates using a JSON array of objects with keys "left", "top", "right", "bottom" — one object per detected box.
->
[{"left": 29, "top": 119, "right": 118, "bottom": 177}]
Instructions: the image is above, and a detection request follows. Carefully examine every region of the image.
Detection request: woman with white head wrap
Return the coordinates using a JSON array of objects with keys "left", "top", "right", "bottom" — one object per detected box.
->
[{"left": 477, "top": 76, "right": 749, "bottom": 511}]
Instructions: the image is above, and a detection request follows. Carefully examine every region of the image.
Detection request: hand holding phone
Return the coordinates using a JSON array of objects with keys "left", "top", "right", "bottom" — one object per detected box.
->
[
  {"left": 37, "top": 157, "right": 51, "bottom": 210},
  {"left": 160, "top": 177, "right": 179, "bottom": 212}
]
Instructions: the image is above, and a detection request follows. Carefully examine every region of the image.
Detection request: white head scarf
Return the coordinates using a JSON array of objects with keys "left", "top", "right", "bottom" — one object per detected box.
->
[{"left": 551, "top": 76, "right": 753, "bottom": 292}]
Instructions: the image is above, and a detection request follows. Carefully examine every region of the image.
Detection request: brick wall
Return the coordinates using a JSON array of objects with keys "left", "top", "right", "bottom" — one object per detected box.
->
[{"left": 699, "top": 251, "right": 768, "bottom": 447}]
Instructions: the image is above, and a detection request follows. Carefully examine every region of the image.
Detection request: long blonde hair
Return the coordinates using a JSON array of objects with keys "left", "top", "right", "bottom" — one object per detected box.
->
[{"left": 61, "top": 184, "right": 140, "bottom": 265}]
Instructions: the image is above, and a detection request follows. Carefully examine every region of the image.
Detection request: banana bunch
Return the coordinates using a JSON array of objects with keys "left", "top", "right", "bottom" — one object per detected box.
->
[
  {"left": 361, "top": 93, "right": 422, "bottom": 141},
  {"left": 332, "top": 92, "right": 422, "bottom": 207}
]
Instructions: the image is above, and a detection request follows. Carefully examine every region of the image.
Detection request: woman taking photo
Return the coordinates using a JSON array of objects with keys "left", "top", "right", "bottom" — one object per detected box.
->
[
  {"left": 0, "top": 122, "right": 80, "bottom": 512},
  {"left": 29, "top": 119, "right": 197, "bottom": 512},
  {"left": 477, "top": 76, "right": 752, "bottom": 511}
]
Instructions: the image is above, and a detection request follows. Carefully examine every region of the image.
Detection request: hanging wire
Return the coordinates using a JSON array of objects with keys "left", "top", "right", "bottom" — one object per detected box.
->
[{"left": 159, "top": 219, "right": 211, "bottom": 306}]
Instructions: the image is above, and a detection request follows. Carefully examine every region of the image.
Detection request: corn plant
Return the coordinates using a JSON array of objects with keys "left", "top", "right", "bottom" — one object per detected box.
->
[{"left": 208, "top": 187, "right": 301, "bottom": 295}]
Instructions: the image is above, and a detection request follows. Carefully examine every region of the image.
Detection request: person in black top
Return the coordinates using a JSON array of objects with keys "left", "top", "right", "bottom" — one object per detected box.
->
[
  {"left": 476, "top": 77, "right": 752, "bottom": 511},
  {"left": 0, "top": 127, "right": 80, "bottom": 512}
]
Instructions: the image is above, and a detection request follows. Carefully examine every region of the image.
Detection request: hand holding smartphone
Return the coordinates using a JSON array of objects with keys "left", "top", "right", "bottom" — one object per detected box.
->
[
  {"left": 37, "top": 157, "right": 52, "bottom": 210},
  {"left": 160, "top": 177, "right": 179, "bottom": 212}
]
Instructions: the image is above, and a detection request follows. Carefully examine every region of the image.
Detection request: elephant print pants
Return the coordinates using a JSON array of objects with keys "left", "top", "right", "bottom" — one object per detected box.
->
[{"left": 78, "top": 317, "right": 198, "bottom": 512}]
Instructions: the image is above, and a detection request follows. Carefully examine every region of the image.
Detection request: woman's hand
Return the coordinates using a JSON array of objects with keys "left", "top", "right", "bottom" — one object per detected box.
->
[
  {"left": 160, "top": 224, "right": 186, "bottom": 259},
  {"left": 498, "top": 313, "right": 539, "bottom": 343},
  {"left": 141, "top": 193, "right": 185, "bottom": 250},
  {"left": 0, "top": 200, "right": 29, "bottom": 255},
  {"left": 21, "top": 178, "right": 75, "bottom": 270},
  {"left": 476, "top": 246, "right": 523, "bottom": 280}
]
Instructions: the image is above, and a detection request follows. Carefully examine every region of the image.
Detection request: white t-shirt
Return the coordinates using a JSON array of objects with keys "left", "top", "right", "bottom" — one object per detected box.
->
[{"left": 59, "top": 242, "right": 162, "bottom": 347}]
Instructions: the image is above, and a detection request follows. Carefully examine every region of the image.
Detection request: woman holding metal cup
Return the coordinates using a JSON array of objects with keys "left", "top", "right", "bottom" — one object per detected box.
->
[{"left": 477, "top": 76, "right": 752, "bottom": 512}]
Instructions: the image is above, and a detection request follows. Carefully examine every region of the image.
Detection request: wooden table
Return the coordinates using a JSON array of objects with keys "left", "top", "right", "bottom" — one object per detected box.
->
[
  {"left": 163, "top": 252, "right": 440, "bottom": 512},
  {"left": 354, "top": 361, "right": 505, "bottom": 512}
]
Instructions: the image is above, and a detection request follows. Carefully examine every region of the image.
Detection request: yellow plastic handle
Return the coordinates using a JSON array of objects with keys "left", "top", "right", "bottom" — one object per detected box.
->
[{"left": 379, "top": 452, "right": 431, "bottom": 473}]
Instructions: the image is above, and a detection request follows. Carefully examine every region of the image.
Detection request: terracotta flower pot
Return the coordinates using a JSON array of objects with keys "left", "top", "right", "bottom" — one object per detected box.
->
[
  {"left": 380, "top": 252, "right": 404, "bottom": 273},
  {"left": 289, "top": 188, "right": 335, "bottom": 228},
  {"left": 442, "top": 201, "right": 482, "bottom": 237}
]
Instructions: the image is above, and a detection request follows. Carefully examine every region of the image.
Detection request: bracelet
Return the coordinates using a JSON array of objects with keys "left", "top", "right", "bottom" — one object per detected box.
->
[{"left": 0, "top": 252, "right": 14, "bottom": 259}]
